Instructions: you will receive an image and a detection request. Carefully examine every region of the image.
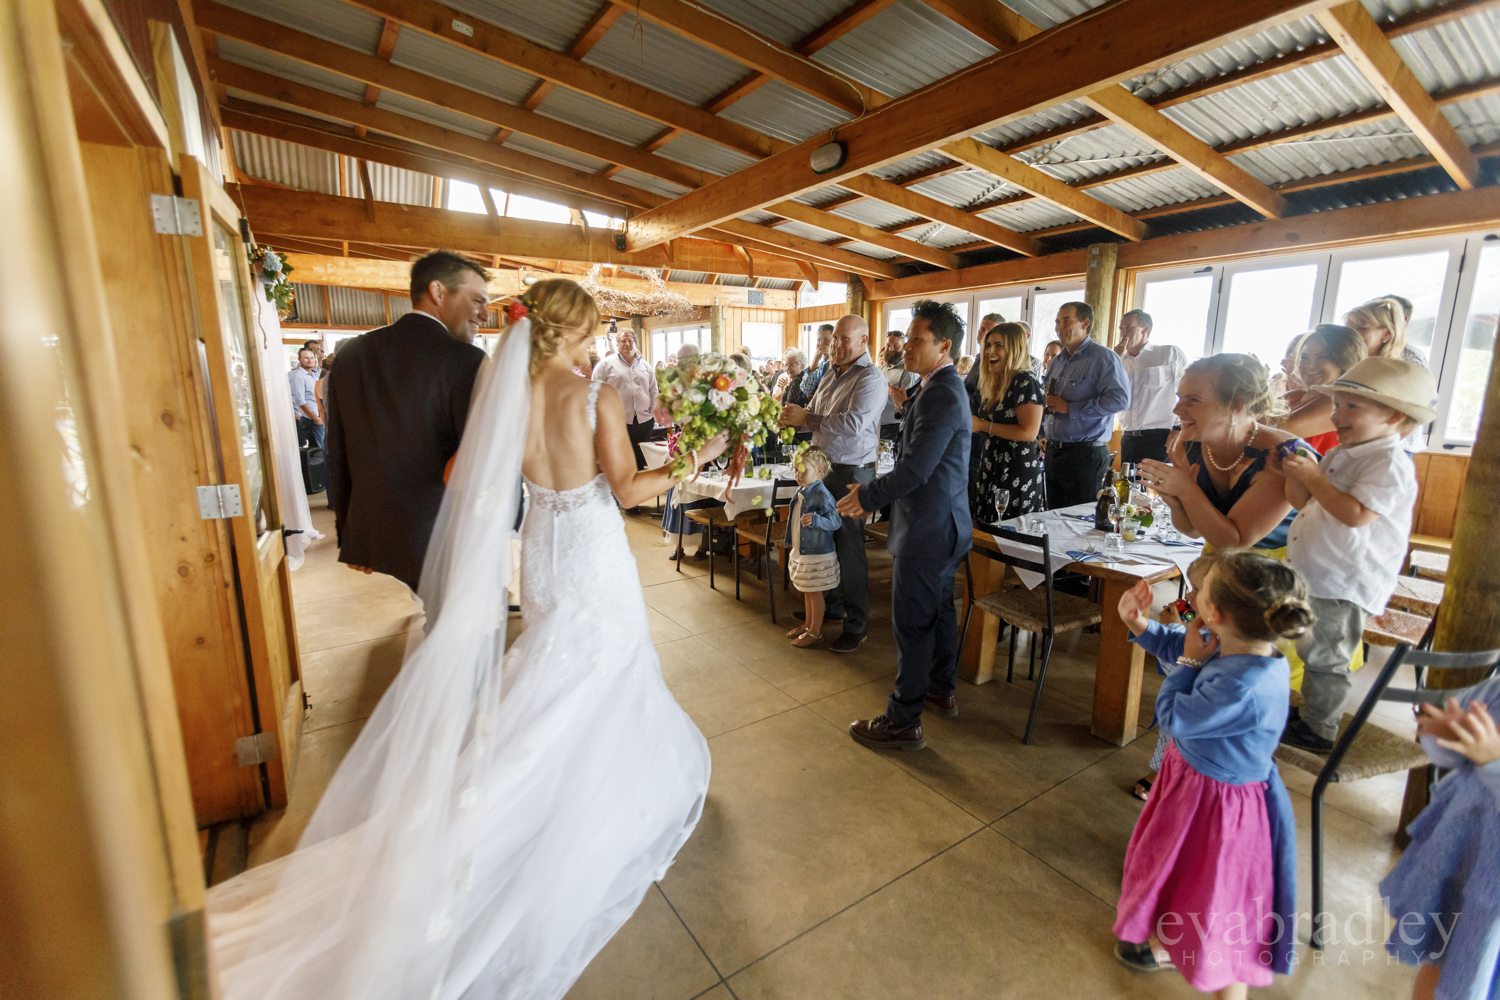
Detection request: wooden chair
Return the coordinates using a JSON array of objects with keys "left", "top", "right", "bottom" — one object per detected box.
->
[
  {"left": 958, "top": 523, "right": 1102, "bottom": 744},
  {"left": 1278, "top": 642, "right": 1500, "bottom": 949},
  {"left": 733, "top": 478, "right": 798, "bottom": 621},
  {"left": 684, "top": 505, "right": 764, "bottom": 590},
  {"left": 1406, "top": 549, "right": 1448, "bottom": 581},
  {"left": 1390, "top": 576, "right": 1444, "bottom": 618}
]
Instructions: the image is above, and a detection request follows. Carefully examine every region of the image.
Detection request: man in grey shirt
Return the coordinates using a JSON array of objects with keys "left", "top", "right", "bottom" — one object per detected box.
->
[{"left": 780, "top": 314, "right": 886, "bottom": 652}]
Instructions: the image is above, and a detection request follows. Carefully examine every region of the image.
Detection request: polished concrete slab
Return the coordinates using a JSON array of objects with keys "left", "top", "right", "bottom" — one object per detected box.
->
[{"left": 251, "top": 502, "right": 1420, "bottom": 998}]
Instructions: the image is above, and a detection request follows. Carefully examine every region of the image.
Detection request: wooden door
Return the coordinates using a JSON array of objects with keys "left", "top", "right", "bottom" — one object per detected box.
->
[
  {"left": 181, "top": 158, "right": 304, "bottom": 809},
  {"left": 2, "top": 0, "right": 212, "bottom": 995}
]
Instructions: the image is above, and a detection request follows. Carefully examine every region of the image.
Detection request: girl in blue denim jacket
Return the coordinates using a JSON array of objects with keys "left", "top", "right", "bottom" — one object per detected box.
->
[{"left": 784, "top": 446, "right": 843, "bottom": 649}]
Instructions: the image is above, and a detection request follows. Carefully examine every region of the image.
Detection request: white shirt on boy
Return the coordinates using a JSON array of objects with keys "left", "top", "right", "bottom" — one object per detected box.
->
[{"left": 1286, "top": 432, "right": 1416, "bottom": 616}]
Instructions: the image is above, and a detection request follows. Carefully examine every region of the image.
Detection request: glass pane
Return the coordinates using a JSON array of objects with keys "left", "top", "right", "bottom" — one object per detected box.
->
[
  {"left": 886, "top": 307, "right": 914, "bottom": 337},
  {"left": 506, "top": 193, "right": 571, "bottom": 224},
  {"left": 1447, "top": 244, "right": 1500, "bottom": 443},
  {"left": 1139, "top": 273, "right": 1214, "bottom": 363},
  {"left": 976, "top": 294, "right": 1025, "bottom": 353},
  {"left": 582, "top": 210, "right": 623, "bottom": 229},
  {"left": 800, "top": 281, "right": 847, "bottom": 308},
  {"left": 445, "top": 179, "right": 487, "bottom": 214},
  {"left": 1031, "top": 288, "right": 1084, "bottom": 350},
  {"left": 1219, "top": 263, "right": 1319, "bottom": 363},
  {"left": 740, "top": 322, "right": 782, "bottom": 365},
  {"left": 651, "top": 331, "right": 666, "bottom": 361},
  {"left": 213, "top": 222, "right": 266, "bottom": 533},
  {"left": 1332, "top": 249, "right": 1450, "bottom": 354}
]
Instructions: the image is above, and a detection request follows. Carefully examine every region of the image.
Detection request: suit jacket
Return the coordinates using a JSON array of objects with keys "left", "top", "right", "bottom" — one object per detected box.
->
[
  {"left": 326, "top": 312, "right": 485, "bottom": 590},
  {"left": 859, "top": 365, "right": 972, "bottom": 560}
]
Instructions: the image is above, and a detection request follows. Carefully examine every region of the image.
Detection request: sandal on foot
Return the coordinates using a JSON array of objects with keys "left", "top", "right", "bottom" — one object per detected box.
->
[
  {"left": 785, "top": 624, "right": 808, "bottom": 638},
  {"left": 791, "top": 632, "right": 823, "bottom": 648},
  {"left": 1131, "top": 778, "right": 1152, "bottom": 802},
  {"left": 1115, "top": 941, "right": 1174, "bottom": 973}
]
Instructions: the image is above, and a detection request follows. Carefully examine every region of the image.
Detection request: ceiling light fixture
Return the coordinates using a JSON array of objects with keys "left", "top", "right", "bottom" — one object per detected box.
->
[{"left": 810, "top": 140, "right": 847, "bottom": 175}]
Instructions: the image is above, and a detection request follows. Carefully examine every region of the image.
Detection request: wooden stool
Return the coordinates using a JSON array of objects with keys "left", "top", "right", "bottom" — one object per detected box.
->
[{"left": 1406, "top": 549, "right": 1449, "bottom": 581}]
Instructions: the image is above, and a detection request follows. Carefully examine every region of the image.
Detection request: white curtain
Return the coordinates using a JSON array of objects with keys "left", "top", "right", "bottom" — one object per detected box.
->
[{"left": 251, "top": 287, "right": 321, "bottom": 569}]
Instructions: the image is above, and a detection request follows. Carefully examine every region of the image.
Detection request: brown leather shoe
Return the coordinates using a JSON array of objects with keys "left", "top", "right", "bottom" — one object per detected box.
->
[
  {"left": 849, "top": 716, "right": 925, "bottom": 751},
  {"left": 924, "top": 692, "right": 958, "bottom": 719}
]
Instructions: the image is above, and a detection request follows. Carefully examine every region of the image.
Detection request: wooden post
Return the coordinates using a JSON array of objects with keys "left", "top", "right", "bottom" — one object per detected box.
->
[
  {"left": 1084, "top": 242, "right": 1120, "bottom": 346},
  {"left": 709, "top": 301, "right": 724, "bottom": 353}
]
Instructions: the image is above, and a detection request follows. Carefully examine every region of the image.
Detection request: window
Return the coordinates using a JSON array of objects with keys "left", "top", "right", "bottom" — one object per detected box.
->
[
  {"left": 976, "top": 293, "right": 1025, "bottom": 353},
  {"left": 800, "top": 281, "right": 848, "bottom": 308},
  {"left": 506, "top": 193, "right": 571, "bottom": 224},
  {"left": 1444, "top": 242, "right": 1500, "bottom": 443},
  {"left": 1030, "top": 285, "right": 1085, "bottom": 350},
  {"left": 1217, "top": 261, "right": 1322, "bottom": 362},
  {"left": 582, "top": 210, "right": 624, "bottom": 230},
  {"left": 885, "top": 307, "right": 914, "bottom": 339},
  {"left": 740, "top": 322, "right": 782, "bottom": 366},
  {"left": 1331, "top": 248, "right": 1452, "bottom": 355},
  {"left": 651, "top": 331, "right": 666, "bottom": 362},
  {"left": 1136, "top": 270, "right": 1214, "bottom": 363},
  {"left": 446, "top": 179, "right": 488, "bottom": 215}
]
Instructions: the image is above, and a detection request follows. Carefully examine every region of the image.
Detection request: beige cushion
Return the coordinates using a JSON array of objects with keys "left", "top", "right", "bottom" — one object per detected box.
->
[
  {"left": 1277, "top": 692, "right": 1427, "bottom": 781},
  {"left": 975, "top": 584, "right": 1101, "bottom": 635}
]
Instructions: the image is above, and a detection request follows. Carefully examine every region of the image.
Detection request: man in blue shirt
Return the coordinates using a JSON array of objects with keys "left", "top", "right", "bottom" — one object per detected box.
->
[
  {"left": 1042, "top": 302, "right": 1129, "bottom": 508},
  {"left": 799, "top": 323, "right": 835, "bottom": 396},
  {"left": 289, "top": 347, "right": 323, "bottom": 449}
]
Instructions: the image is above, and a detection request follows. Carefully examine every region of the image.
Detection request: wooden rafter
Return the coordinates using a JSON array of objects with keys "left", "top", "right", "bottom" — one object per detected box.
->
[
  {"left": 606, "top": 0, "right": 872, "bottom": 116},
  {"left": 359, "top": 16, "right": 399, "bottom": 112},
  {"left": 1079, "top": 85, "right": 1286, "bottom": 218},
  {"left": 517, "top": 3, "right": 623, "bottom": 114},
  {"left": 917, "top": 0, "right": 1040, "bottom": 49},
  {"left": 770, "top": 199, "right": 961, "bottom": 269},
  {"left": 1315, "top": 0, "right": 1477, "bottom": 190},
  {"left": 623, "top": 0, "right": 1338, "bottom": 249},
  {"left": 837, "top": 173, "right": 1040, "bottom": 256}
]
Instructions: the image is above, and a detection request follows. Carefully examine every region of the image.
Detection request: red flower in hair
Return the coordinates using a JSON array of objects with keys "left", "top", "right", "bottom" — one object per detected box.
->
[{"left": 506, "top": 298, "right": 530, "bottom": 323}]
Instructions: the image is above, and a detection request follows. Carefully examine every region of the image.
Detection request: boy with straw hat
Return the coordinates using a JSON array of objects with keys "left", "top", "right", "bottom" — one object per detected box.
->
[{"left": 1279, "top": 357, "right": 1437, "bottom": 752}]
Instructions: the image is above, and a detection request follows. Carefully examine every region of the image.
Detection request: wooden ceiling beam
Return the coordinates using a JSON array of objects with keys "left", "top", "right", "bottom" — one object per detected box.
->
[
  {"left": 1080, "top": 84, "right": 1286, "bottom": 218},
  {"left": 196, "top": 3, "right": 711, "bottom": 190},
  {"left": 942, "top": 138, "right": 1148, "bottom": 240},
  {"left": 705, "top": 220, "right": 901, "bottom": 278},
  {"left": 623, "top": 0, "right": 1338, "bottom": 249},
  {"left": 518, "top": 3, "right": 623, "bottom": 112},
  {"left": 769, "top": 200, "right": 961, "bottom": 269},
  {"left": 1315, "top": 0, "right": 1477, "bottom": 190},
  {"left": 916, "top": 0, "right": 1041, "bottom": 49},
  {"left": 341, "top": 0, "right": 780, "bottom": 159},
  {"left": 836, "top": 173, "right": 1041, "bottom": 255},
  {"left": 605, "top": 0, "right": 873, "bottom": 116}
]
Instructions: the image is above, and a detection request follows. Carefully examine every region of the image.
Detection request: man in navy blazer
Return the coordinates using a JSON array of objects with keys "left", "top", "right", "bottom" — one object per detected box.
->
[{"left": 836, "top": 300, "right": 972, "bottom": 751}]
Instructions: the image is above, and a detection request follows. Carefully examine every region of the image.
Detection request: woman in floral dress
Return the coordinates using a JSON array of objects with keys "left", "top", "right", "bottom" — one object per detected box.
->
[{"left": 969, "top": 321, "right": 1045, "bottom": 520}]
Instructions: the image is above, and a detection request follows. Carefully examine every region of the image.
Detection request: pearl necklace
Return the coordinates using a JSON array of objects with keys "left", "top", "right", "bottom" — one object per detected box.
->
[{"left": 1202, "top": 420, "right": 1257, "bottom": 473}]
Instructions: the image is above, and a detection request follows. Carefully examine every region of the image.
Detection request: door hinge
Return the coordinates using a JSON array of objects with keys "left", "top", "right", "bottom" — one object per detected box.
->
[
  {"left": 197, "top": 484, "right": 243, "bottom": 519},
  {"left": 236, "top": 731, "right": 278, "bottom": 767},
  {"left": 151, "top": 194, "right": 203, "bottom": 236}
]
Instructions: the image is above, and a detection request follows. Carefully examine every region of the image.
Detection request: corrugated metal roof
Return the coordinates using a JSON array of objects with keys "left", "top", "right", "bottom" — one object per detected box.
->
[
  {"left": 1394, "top": 10, "right": 1500, "bottom": 91},
  {"left": 999, "top": 0, "right": 1102, "bottom": 30},
  {"left": 831, "top": 198, "right": 922, "bottom": 230},
  {"left": 761, "top": 277, "right": 798, "bottom": 289},
  {"left": 920, "top": 225, "right": 986, "bottom": 249},
  {"left": 341, "top": 156, "right": 438, "bottom": 207},
  {"left": 979, "top": 198, "right": 1082, "bottom": 232},
  {"left": 233, "top": 132, "right": 340, "bottom": 194},
  {"left": 911, "top": 170, "right": 1019, "bottom": 208},
  {"left": 792, "top": 184, "right": 855, "bottom": 208},
  {"left": 837, "top": 240, "right": 901, "bottom": 259},
  {"left": 718, "top": 274, "right": 752, "bottom": 286},
  {"left": 225, "top": 89, "right": 357, "bottom": 130},
  {"left": 666, "top": 270, "right": 711, "bottom": 283},
  {"left": 586, "top": 15, "right": 744, "bottom": 106},
  {"left": 217, "top": 37, "right": 367, "bottom": 102},
  {"left": 289, "top": 283, "right": 329, "bottom": 323},
  {"left": 653, "top": 131, "right": 759, "bottom": 177},
  {"left": 814, "top": 0, "right": 996, "bottom": 98},
  {"left": 212, "top": 0, "right": 384, "bottom": 52},
  {"left": 771, "top": 218, "right": 845, "bottom": 244},
  {"left": 389, "top": 29, "right": 539, "bottom": 105},
  {"left": 739, "top": 209, "right": 782, "bottom": 225},
  {"left": 375, "top": 90, "right": 496, "bottom": 140},
  {"left": 501, "top": 130, "right": 611, "bottom": 172},
  {"left": 533, "top": 85, "right": 665, "bottom": 146},
  {"left": 328, "top": 286, "right": 388, "bottom": 326},
  {"left": 718, "top": 78, "right": 852, "bottom": 144},
  {"left": 440, "top": 0, "right": 602, "bottom": 52},
  {"left": 1088, "top": 167, "right": 1222, "bottom": 212},
  {"left": 688, "top": 0, "right": 848, "bottom": 47},
  {"left": 608, "top": 168, "right": 689, "bottom": 200}
]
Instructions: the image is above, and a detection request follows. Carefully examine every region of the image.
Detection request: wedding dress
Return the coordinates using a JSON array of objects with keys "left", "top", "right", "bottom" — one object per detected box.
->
[{"left": 207, "top": 321, "right": 710, "bottom": 999}]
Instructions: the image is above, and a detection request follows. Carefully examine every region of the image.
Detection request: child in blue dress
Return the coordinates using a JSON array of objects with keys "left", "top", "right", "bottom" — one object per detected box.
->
[
  {"left": 1382, "top": 676, "right": 1500, "bottom": 1000},
  {"left": 784, "top": 446, "right": 842, "bottom": 649},
  {"left": 1113, "top": 549, "right": 1309, "bottom": 998}
]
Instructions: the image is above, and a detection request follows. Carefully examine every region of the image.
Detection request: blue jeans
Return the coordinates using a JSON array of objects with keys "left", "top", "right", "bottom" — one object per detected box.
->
[{"left": 297, "top": 416, "right": 325, "bottom": 450}]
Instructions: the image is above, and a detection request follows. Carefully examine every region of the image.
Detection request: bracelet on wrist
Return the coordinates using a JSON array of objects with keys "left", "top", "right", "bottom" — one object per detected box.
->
[{"left": 1177, "top": 655, "right": 1205, "bottom": 668}]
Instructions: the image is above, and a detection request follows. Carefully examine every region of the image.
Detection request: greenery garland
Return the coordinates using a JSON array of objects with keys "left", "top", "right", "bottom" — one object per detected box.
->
[{"left": 249, "top": 245, "right": 296, "bottom": 314}]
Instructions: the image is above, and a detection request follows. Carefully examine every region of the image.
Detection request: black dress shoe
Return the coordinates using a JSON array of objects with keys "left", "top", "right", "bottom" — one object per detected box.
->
[
  {"left": 793, "top": 609, "right": 844, "bottom": 623},
  {"left": 850, "top": 715, "right": 925, "bottom": 751},
  {"left": 830, "top": 631, "right": 866, "bottom": 654},
  {"left": 1280, "top": 718, "right": 1335, "bottom": 753},
  {"left": 925, "top": 692, "right": 958, "bottom": 719}
]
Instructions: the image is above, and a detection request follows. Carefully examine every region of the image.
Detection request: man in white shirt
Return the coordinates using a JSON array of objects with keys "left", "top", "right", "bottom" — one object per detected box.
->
[
  {"left": 289, "top": 347, "right": 323, "bottom": 448},
  {"left": 591, "top": 328, "right": 658, "bottom": 473},
  {"left": 1114, "top": 309, "right": 1186, "bottom": 465}
]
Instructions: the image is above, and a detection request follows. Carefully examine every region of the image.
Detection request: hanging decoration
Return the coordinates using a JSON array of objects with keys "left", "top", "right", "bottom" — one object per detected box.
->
[
  {"left": 249, "top": 245, "right": 296, "bottom": 317},
  {"left": 579, "top": 265, "right": 696, "bottom": 322}
]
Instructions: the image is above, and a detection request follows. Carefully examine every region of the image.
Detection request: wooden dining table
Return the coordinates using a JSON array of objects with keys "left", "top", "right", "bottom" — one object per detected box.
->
[{"left": 957, "top": 505, "right": 1198, "bottom": 747}]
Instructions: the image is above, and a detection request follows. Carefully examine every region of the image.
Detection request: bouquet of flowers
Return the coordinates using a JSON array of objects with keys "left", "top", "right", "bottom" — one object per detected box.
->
[
  {"left": 249, "top": 245, "right": 296, "bottom": 314},
  {"left": 654, "top": 352, "right": 799, "bottom": 485}
]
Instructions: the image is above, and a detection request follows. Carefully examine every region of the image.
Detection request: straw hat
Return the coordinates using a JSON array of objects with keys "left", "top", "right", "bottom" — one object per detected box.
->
[{"left": 1311, "top": 356, "right": 1437, "bottom": 424}]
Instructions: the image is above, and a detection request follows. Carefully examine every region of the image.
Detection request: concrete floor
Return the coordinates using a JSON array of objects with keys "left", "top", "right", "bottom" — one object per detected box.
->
[{"left": 249, "top": 499, "right": 1421, "bottom": 999}]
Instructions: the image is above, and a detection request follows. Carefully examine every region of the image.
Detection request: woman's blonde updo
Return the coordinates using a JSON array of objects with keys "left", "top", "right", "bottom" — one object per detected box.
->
[
  {"left": 513, "top": 278, "right": 600, "bottom": 376},
  {"left": 1184, "top": 352, "right": 1288, "bottom": 421}
]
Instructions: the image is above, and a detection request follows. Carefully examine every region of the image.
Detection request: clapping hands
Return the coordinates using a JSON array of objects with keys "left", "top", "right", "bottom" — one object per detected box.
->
[
  {"left": 1117, "top": 579, "right": 1153, "bottom": 635},
  {"left": 1421, "top": 700, "right": 1500, "bottom": 766}
]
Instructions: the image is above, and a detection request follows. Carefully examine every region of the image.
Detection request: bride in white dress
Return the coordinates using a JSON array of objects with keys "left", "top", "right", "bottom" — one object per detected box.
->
[{"left": 207, "top": 279, "right": 729, "bottom": 999}]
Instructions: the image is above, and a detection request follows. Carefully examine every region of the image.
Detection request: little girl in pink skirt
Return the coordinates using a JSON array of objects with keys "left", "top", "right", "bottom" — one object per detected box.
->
[{"left": 1113, "top": 549, "right": 1308, "bottom": 999}]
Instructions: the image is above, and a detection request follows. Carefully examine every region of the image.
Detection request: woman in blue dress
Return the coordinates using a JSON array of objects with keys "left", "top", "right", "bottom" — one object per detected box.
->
[{"left": 1383, "top": 676, "right": 1500, "bottom": 1000}]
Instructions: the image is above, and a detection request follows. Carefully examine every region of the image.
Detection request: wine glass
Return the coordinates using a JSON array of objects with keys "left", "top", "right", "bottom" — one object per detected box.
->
[
  {"left": 1107, "top": 500, "right": 1121, "bottom": 532},
  {"left": 993, "top": 488, "right": 1011, "bottom": 524}
]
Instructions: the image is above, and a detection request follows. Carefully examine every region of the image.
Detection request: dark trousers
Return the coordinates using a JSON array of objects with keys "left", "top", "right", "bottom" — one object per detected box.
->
[
  {"left": 823, "top": 462, "right": 876, "bottom": 634},
  {"left": 296, "top": 415, "right": 325, "bottom": 450},
  {"left": 626, "top": 417, "right": 654, "bottom": 470},
  {"left": 1121, "top": 428, "right": 1171, "bottom": 465},
  {"left": 886, "top": 551, "right": 965, "bottom": 728},
  {"left": 1044, "top": 441, "right": 1109, "bottom": 510}
]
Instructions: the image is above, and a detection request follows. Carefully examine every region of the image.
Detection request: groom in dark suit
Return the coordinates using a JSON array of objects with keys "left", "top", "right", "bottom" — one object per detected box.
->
[
  {"left": 326, "top": 251, "right": 489, "bottom": 591},
  {"left": 836, "top": 300, "right": 972, "bottom": 751}
]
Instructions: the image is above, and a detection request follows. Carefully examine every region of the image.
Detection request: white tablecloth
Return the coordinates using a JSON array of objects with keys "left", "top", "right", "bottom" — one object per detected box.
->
[
  {"left": 993, "top": 502, "right": 1204, "bottom": 589},
  {"left": 641, "top": 443, "right": 799, "bottom": 518}
]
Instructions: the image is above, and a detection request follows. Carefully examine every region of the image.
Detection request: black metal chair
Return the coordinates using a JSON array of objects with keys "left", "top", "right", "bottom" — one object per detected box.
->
[
  {"left": 1289, "top": 641, "right": 1500, "bottom": 949},
  {"left": 732, "top": 478, "right": 798, "bottom": 621},
  {"left": 957, "top": 523, "right": 1102, "bottom": 744}
]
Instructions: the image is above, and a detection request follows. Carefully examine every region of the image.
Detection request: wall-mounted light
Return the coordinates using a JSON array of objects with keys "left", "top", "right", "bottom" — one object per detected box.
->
[
  {"left": 810, "top": 140, "right": 847, "bottom": 175},
  {"left": 522, "top": 273, "right": 539, "bottom": 285}
]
